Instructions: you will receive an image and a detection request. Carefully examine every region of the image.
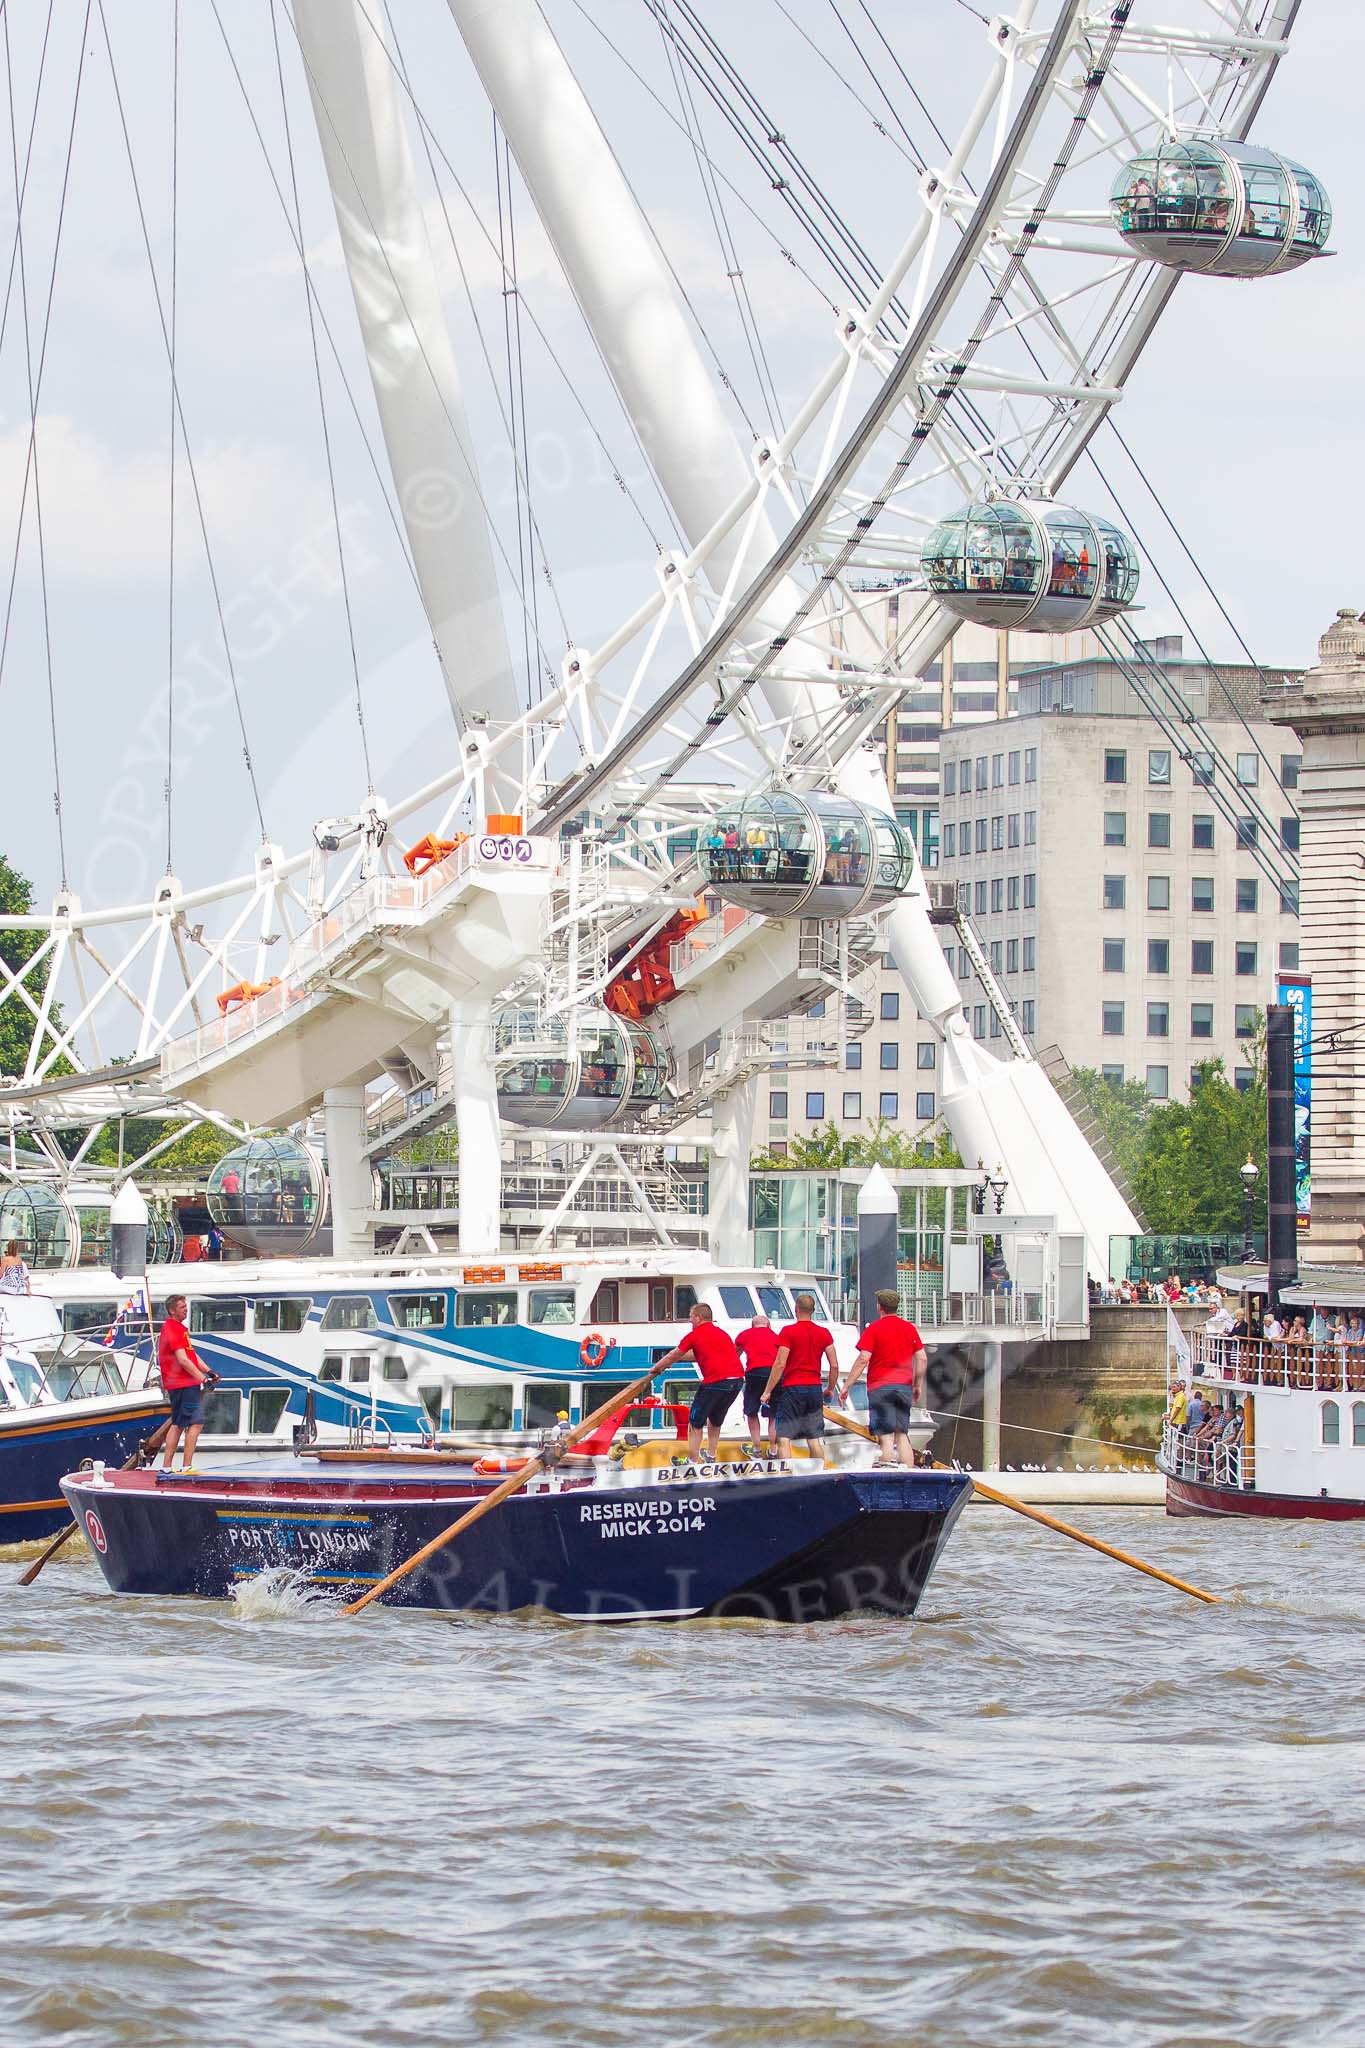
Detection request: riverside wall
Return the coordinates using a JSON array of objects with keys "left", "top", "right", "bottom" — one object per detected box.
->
[{"left": 924, "top": 1303, "right": 1205, "bottom": 1472}]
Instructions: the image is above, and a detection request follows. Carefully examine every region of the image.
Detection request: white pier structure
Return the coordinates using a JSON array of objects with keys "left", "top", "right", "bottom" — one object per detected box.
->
[{"left": 0, "top": 2, "right": 1316, "bottom": 1279}]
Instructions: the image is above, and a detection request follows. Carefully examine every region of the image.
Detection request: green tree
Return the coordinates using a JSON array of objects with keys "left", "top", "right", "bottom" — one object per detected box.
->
[
  {"left": 0, "top": 852, "right": 68, "bottom": 1078},
  {"left": 84, "top": 1116, "right": 238, "bottom": 1174},
  {"left": 1132, "top": 1055, "right": 1267, "bottom": 1234},
  {"left": 1063, "top": 1065, "right": 1154, "bottom": 1192},
  {"left": 751, "top": 1116, "right": 962, "bottom": 1171}
]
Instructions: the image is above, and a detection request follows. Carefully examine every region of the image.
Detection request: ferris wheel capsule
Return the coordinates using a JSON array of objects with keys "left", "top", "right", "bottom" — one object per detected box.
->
[
  {"left": 698, "top": 790, "right": 917, "bottom": 920},
  {"left": 919, "top": 498, "right": 1138, "bottom": 632},
  {"left": 1110, "top": 138, "right": 1331, "bottom": 278},
  {"left": 492, "top": 1004, "right": 666, "bottom": 1130},
  {"left": 206, "top": 1135, "right": 328, "bottom": 1255}
]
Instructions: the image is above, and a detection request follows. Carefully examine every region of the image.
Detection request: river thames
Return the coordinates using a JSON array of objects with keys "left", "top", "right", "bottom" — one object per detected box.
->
[{"left": 1, "top": 1506, "right": 1358, "bottom": 2048}]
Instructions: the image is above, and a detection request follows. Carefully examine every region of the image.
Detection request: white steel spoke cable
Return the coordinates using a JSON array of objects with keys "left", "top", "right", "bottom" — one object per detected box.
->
[
  {"left": 267, "top": 0, "right": 372, "bottom": 789},
  {"left": 0, "top": 0, "right": 51, "bottom": 375},
  {"left": 494, "top": 121, "right": 534, "bottom": 710},
  {"left": 819, "top": 0, "right": 933, "bottom": 168},
  {"left": 2, "top": 0, "right": 84, "bottom": 890},
  {"left": 165, "top": 0, "right": 179, "bottom": 873},
  {"left": 97, "top": 0, "right": 268, "bottom": 843}
]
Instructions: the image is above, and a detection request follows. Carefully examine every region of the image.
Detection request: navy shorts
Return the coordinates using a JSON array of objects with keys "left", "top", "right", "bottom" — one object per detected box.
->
[
  {"left": 168, "top": 1385, "right": 205, "bottom": 1428},
  {"left": 689, "top": 1378, "right": 742, "bottom": 1430},
  {"left": 774, "top": 1383, "right": 825, "bottom": 1439},
  {"left": 869, "top": 1383, "right": 918, "bottom": 1435},
  {"left": 742, "top": 1367, "right": 771, "bottom": 1420}
]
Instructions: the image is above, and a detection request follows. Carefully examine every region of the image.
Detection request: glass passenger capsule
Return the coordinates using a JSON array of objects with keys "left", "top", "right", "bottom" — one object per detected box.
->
[
  {"left": 697, "top": 790, "right": 917, "bottom": 919},
  {"left": 919, "top": 498, "right": 1138, "bottom": 632},
  {"left": 206, "top": 1135, "right": 328, "bottom": 1254},
  {"left": 493, "top": 1005, "right": 668, "bottom": 1130},
  {"left": 1110, "top": 139, "right": 1330, "bottom": 278},
  {"left": 0, "top": 1182, "right": 74, "bottom": 1269}
]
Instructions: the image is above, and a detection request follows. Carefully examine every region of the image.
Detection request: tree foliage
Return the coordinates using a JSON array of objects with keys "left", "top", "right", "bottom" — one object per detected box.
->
[
  {"left": 753, "top": 1117, "right": 962, "bottom": 1171},
  {"left": 1069, "top": 1050, "right": 1267, "bottom": 1234}
]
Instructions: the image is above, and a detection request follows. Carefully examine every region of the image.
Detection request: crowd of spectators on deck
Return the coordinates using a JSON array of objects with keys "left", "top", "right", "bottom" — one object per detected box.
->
[
  {"left": 1164, "top": 1381, "right": 1246, "bottom": 1477},
  {"left": 1090, "top": 1272, "right": 1224, "bottom": 1307}
]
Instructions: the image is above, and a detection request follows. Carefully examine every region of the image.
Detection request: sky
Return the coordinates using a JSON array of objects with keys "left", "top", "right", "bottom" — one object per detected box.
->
[{"left": 0, "top": 0, "right": 1358, "bottom": 923}]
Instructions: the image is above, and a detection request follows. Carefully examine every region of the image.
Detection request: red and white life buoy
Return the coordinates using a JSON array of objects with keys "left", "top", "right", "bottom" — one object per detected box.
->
[
  {"left": 473, "top": 1456, "right": 532, "bottom": 1476},
  {"left": 579, "top": 1331, "right": 611, "bottom": 1369}
]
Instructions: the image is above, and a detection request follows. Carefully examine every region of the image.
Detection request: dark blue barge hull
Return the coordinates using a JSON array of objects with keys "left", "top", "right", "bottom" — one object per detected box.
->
[{"left": 0, "top": 1398, "right": 170, "bottom": 1544}]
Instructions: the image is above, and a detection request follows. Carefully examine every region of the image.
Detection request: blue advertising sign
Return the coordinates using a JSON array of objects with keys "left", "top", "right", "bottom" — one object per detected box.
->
[{"left": 1276, "top": 977, "right": 1311, "bottom": 1229}]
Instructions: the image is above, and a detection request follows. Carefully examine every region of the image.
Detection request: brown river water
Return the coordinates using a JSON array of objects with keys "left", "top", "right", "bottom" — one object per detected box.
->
[{"left": 1, "top": 1507, "right": 1360, "bottom": 2048}]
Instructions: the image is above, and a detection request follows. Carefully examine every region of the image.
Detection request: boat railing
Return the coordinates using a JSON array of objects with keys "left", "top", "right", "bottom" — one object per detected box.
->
[
  {"left": 1195, "top": 1330, "right": 1365, "bottom": 1394},
  {"left": 1161, "top": 1419, "right": 1256, "bottom": 1491}
]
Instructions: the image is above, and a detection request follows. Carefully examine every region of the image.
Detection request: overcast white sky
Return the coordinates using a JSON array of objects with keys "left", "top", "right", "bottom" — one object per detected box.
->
[{"left": 0, "top": 0, "right": 1358, "bottom": 915}]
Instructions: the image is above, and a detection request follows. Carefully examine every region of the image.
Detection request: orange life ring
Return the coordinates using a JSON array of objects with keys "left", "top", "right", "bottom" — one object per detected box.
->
[
  {"left": 473, "top": 1456, "right": 531, "bottom": 1476},
  {"left": 580, "top": 1331, "right": 610, "bottom": 1368}
]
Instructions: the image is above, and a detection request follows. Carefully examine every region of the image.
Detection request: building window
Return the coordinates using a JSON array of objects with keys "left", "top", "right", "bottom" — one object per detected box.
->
[
  {"left": 1104, "top": 748, "right": 1127, "bottom": 785},
  {"left": 915, "top": 1091, "right": 935, "bottom": 1120},
  {"left": 958, "top": 948, "right": 971, "bottom": 979},
  {"left": 1103, "top": 875, "right": 1126, "bottom": 910},
  {"left": 1021, "top": 999, "right": 1035, "bottom": 1034},
  {"left": 1008, "top": 750, "right": 1021, "bottom": 785},
  {"left": 974, "top": 880, "right": 988, "bottom": 915},
  {"left": 805, "top": 1091, "right": 825, "bottom": 1120},
  {"left": 1236, "top": 817, "right": 1258, "bottom": 850},
  {"left": 1236, "top": 877, "right": 1258, "bottom": 913},
  {"left": 1279, "top": 942, "right": 1300, "bottom": 972},
  {"left": 1280, "top": 753, "right": 1301, "bottom": 790},
  {"left": 842, "top": 1091, "right": 862, "bottom": 1120},
  {"left": 1103, "top": 938, "right": 1125, "bottom": 973},
  {"left": 1101, "top": 1064, "right": 1124, "bottom": 1085},
  {"left": 1235, "top": 1005, "right": 1258, "bottom": 1038},
  {"left": 769, "top": 1090, "right": 788, "bottom": 1117},
  {"left": 1147, "top": 1002, "right": 1169, "bottom": 1038},
  {"left": 1007, "top": 813, "right": 1021, "bottom": 848},
  {"left": 1148, "top": 749, "right": 1171, "bottom": 786},
  {"left": 880, "top": 990, "right": 900, "bottom": 1021},
  {"left": 1022, "top": 936, "right": 1036, "bottom": 971},
  {"left": 1146, "top": 1065, "right": 1169, "bottom": 1099},
  {"left": 1234, "top": 1067, "right": 1255, "bottom": 1093},
  {"left": 1103, "top": 812, "right": 1126, "bottom": 846},
  {"left": 992, "top": 753, "right": 1004, "bottom": 787},
  {"left": 975, "top": 818, "right": 988, "bottom": 853},
  {"left": 1148, "top": 875, "right": 1170, "bottom": 911},
  {"left": 975, "top": 756, "right": 988, "bottom": 790},
  {"left": 1191, "top": 940, "right": 1214, "bottom": 975},
  {"left": 943, "top": 822, "right": 956, "bottom": 857},
  {"left": 1024, "top": 747, "right": 1037, "bottom": 783},
  {"left": 1192, "top": 877, "right": 1215, "bottom": 913},
  {"left": 917, "top": 1042, "right": 936, "bottom": 1070},
  {"left": 1023, "top": 872, "right": 1036, "bottom": 909},
  {"left": 1280, "top": 879, "right": 1300, "bottom": 916},
  {"left": 990, "top": 815, "right": 1004, "bottom": 850},
  {"left": 990, "top": 1012, "right": 1003, "bottom": 1040},
  {"left": 1102, "top": 1001, "right": 1124, "bottom": 1036},
  {"left": 943, "top": 760, "right": 957, "bottom": 795},
  {"left": 879, "top": 1042, "right": 899, "bottom": 1070},
  {"left": 809, "top": 998, "right": 826, "bottom": 1019},
  {"left": 1148, "top": 939, "right": 1169, "bottom": 974},
  {"left": 1192, "top": 750, "right": 1214, "bottom": 787},
  {"left": 1191, "top": 1003, "right": 1213, "bottom": 1039},
  {"left": 1024, "top": 811, "right": 1037, "bottom": 845},
  {"left": 846, "top": 1043, "right": 862, "bottom": 1070},
  {"left": 1007, "top": 875, "right": 1020, "bottom": 910},
  {"left": 989, "top": 940, "right": 1003, "bottom": 973},
  {"left": 879, "top": 1091, "right": 898, "bottom": 1118},
  {"left": 1192, "top": 814, "right": 1214, "bottom": 850},
  {"left": 972, "top": 1006, "right": 987, "bottom": 1039},
  {"left": 1281, "top": 816, "right": 1300, "bottom": 852},
  {"left": 1236, "top": 752, "right": 1260, "bottom": 786},
  {"left": 1006, "top": 937, "right": 1018, "bottom": 974},
  {"left": 1148, "top": 812, "right": 1171, "bottom": 849},
  {"left": 1235, "top": 941, "right": 1258, "bottom": 977}
]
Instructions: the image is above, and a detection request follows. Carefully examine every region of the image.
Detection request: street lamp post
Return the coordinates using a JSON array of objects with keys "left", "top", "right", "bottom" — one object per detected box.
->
[{"left": 1240, "top": 1154, "right": 1259, "bottom": 1262}]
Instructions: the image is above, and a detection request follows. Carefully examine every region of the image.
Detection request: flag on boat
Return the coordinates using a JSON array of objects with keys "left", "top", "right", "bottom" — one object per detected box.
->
[
  {"left": 1166, "top": 1305, "right": 1192, "bottom": 1383},
  {"left": 103, "top": 1287, "right": 148, "bottom": 1348}
]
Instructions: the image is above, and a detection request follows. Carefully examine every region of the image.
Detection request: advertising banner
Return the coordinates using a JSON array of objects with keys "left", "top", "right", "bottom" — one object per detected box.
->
[{"left": 1276, "top": 975, "right": 1311, "bottom": 1230}]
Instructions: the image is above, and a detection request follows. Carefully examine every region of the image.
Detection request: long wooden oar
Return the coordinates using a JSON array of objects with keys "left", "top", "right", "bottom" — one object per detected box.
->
[
  {"left": 341, "top": 1368, "right": 663, "bottom": 1618},
  {"left": 19, "top": 1417, "right": 172, "bottom": 1586},
  {"left": 823, "top": 1407, "right": 1220, "bottom": 1606}
]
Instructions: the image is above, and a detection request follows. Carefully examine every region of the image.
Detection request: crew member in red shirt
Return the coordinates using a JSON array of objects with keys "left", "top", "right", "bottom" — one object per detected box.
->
[
  {"left": 735, "top": 1312, "right": 779, "bottom": 1456},
  {"left": 838, "top": 1288, "right": 928, "bottom": 1468},
  {"left": 157, "top": 1292, "right": 215, "bottom": 1473},
  {"left": 761, "top": 1292, "right": 839, "bottom": 1462},
  {"left": 655, "top": 1303, "right": 744, "bottom": 1464}
]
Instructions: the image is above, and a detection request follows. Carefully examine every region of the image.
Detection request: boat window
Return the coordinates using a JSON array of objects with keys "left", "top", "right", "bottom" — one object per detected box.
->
[
  {"left": 719, "top": 1285, "right": 755, "bottom": 1318},
  {"left": 320, "top": 1296, "right": 378, "bottom": 1332},
  {"left": 662, "top": 1379, "right": 697, "bottom": 1409},
  {"left": 387, "top": 1293, "right": 446, "bottom": 1330},
  {"left": 191, "top": 1299, "right": 248, "bottom": 1334},
  {"left": 62, "top": 1301, "right": 119, "bottom": 1336},
  {"left": 381, "top": 1357, "right": 407, "bottom": 1383},
  {"left": 758, "top": 1285, "right": 792, "bottom": 1318},
  {"left": 456, "top": 1290, "right": 518, "bottom": 1327},
  {"left": 201, "top": 1388, "right": 242, "bottom": 1434},
  {"left": 248, "top": 1387, "right": 291, "bottom": 1434},
  {"left": 649, "top": 1283, "right": 672, "bottom": 1321},
  {"left": 253, "top": 1298, "right": 311, "bottom": 1333},
  {"left": 674, "top": 1284, "right": 698, "bottom": 1315},
  {"left": 1354, "top": 1403, "right": 1365, "bottom": 1448},
  {"left": 7, "top": 1358, "right": 47, "bottom": 1404},
  {"left": 419, "top": 1386, "right": 442, "bottom": 1425},
  {"left": 346, "top": 1357, "right": 371, "bottom": 1384},
  {"left": 522, "top": 1380, "right": 572, "bottom": 1429},
  {"left": 451, "top": 1384, "right": 515, "bottom": 1429},
  {"left": 1322, "top": 1399, "right": 1340, "bottom": 1447},
  {"left": 584, "top": 1380, "right": 634, "bottom": 1418},
  {"left": 319, "top": 1356, "right": 344, "bottom": 1382},
  {"left": 528, "top": 1288, "right": 575, "bottom": 1326},
  {"left": 806, "top": 1286, "right": 833, "bottom": 1320},
  {"left": 589, "top": 1282, "right": 619, "bottom": 1323}
]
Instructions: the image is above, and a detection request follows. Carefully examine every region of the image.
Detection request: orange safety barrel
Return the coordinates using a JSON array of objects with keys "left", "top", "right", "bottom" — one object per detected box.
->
[{"left": 486, "top": 813, "right": 523, "bottom": 835}]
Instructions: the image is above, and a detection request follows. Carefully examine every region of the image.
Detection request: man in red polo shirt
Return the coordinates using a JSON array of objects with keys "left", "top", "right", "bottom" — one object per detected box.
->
[
  {"left": 735, "top": 1312, "right": 780, "bottom": 1455},
  {"left": 761, "top": 1292, "right": 839, "bottom": 1462},
  {"left": 655, "top": 1303, "right": 744, "bottom": 1463},
  {"left": 157, "top": 1293, "right": 215, "bottom": 1473},
  {"left": 837, "top": 1288, "right": 928, "bottom": 1468}
]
